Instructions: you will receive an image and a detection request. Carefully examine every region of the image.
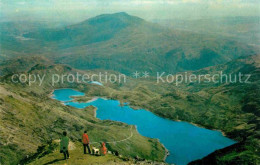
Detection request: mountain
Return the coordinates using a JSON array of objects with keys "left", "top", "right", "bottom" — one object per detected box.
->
[
  {"left": 24, "top": 12, "right": 143, "bottom": 44},
  {"left": 1, "top": 12, "right": 257, "bottom": 74}
]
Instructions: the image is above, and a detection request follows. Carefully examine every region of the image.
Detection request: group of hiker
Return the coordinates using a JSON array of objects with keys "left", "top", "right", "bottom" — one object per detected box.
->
[{"left": 60, "top": 131, "right": 107, "bottom": 160}]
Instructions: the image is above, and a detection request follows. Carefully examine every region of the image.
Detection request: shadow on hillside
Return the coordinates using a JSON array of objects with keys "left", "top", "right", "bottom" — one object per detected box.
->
[{"left": 43, "top": 158, "right": 64, "bottom": 165}]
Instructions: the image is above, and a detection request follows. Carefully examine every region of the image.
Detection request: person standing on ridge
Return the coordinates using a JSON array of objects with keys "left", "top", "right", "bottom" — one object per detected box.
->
[
  {"left": 60, "top": 131, "right": 70, "bottom": 160},
  {"left": 82, "top": 130, "right": 91, "bottom": 154}
]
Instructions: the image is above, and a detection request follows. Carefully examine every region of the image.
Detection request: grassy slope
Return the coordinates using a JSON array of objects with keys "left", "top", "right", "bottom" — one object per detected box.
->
[
  {"left": 27, "top": 141, "right": 165, "bottom": 165},
  {"left": 0, "top": 56, "right": 52, "bottom": 76},
  {"left": 0, "top": 65, "right": 165, "bottom": 165},
  {"left": 27, "top": 141, "right": 125, "bottom": 165}
]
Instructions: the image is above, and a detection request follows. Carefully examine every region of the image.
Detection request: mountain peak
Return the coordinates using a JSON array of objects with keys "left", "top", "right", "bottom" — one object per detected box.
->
[
  {"left": 92, "top": 12, "right": 130, "bottom": 19},
  {"left": 113, "top": 12, "right": 129, "bottom": 16},
  {"left": 86, "top": 12, "right": 143, "bottom": 26}
]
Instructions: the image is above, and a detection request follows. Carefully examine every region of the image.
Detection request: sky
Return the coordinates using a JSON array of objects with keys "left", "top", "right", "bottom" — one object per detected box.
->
[{"left": 0, "top": 0, "right": 260, "bottom": 22}]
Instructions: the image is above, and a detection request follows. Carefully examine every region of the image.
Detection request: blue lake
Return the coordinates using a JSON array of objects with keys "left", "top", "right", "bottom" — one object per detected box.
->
[{"left": 52, "top": 88, "right": 236, "bottom": 165}]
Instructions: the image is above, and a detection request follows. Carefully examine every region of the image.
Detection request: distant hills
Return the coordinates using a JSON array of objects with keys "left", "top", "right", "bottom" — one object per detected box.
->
[
  {"left": 154, "top": 16, "right": 260, "bottom": 46},
  {"left": 24, "top": 12, "right": 143, "bottom": 43},
  {"left": 1, "top": 12, "right": 258, "bottom": 74}
]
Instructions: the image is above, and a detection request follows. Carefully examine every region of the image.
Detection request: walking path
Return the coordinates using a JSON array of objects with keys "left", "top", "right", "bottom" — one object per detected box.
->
[{"left": 90, "top": 125, "right": 134, "bottom": 144}]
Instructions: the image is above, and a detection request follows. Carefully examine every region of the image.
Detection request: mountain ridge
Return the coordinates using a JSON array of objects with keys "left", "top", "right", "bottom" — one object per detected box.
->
[{"left": 1, "top": 12, "right": 258, "bottom": 75}]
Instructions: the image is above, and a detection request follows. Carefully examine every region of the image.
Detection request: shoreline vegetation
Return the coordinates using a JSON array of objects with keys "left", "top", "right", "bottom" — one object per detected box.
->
[
  {"left": 127, "top": 104, "right": 228, "bottom": 137},
  {"left": 112, "top": 95, "right": 233, "bottom": 139}
]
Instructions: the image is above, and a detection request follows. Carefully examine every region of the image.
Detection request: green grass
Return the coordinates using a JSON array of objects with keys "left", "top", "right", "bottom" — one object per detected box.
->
[{"left": 27, "top": 141, "right": 125, "bottom": 165}]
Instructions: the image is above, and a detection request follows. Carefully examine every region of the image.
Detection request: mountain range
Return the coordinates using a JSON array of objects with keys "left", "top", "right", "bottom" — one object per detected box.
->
[
  {"left": 155, "top": 16, "right": 260, "bottom": 46},
  {"left": 1, "top": 12, "right": 259, "bottom": 74}
]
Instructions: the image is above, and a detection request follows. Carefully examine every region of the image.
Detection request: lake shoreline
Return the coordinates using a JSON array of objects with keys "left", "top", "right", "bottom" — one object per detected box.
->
[
  {"left": 175, "top": 120, "right": 226, "bottom": 137},
  {"left": 161, "top": 142, "right": 170, "bottom": 162},
  {"left": 118, "top": 102, "right": 228, "bottom": 137},
  {"left": 134, "top": 125, "right": 169, "bottom": 162},
  {"left": 48, "top": 89, "right": 54, "bottom": 98},
  {"left": 117, "top": 100, "right": 228, "bottom": 138}
]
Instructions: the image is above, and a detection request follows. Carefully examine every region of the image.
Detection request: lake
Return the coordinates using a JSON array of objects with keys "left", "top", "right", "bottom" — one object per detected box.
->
[{"left": 52, "top": 88, "right": 236, "bottom": 165}]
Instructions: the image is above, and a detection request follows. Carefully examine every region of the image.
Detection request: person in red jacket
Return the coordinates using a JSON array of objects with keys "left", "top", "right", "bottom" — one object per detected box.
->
[
  {"left": 100, "top": 142, "right": 107, "bottom": 156},
  {"left": 82, "top": 130, "right": 91, "bottom": 154}
]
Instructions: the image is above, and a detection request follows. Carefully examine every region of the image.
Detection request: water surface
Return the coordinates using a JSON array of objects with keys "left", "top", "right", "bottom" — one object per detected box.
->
[{"left": 52, "top": 88, "right": 236, "bottom": 165}]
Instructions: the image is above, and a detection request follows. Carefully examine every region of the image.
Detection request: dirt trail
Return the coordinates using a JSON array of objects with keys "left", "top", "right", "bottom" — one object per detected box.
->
[{"left": 90, "top": 126, "right": 133, "bottom": 145}]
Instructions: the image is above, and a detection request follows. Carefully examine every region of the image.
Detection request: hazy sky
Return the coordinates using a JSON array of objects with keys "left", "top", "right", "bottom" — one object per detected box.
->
[{"left": 1, "top": 0, "right": 260, "bottom": 22}]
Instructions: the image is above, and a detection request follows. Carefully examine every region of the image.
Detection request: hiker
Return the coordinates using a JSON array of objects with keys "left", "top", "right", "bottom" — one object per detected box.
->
[
  {"left": 82, "top": 130, "right": 91, "bottom": 154},
  {"left": 100, "top": 142, "right": 107, "bottom": 156},
  {"left": 60, "top": 131, "right": 70, "bottom": 160}
]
